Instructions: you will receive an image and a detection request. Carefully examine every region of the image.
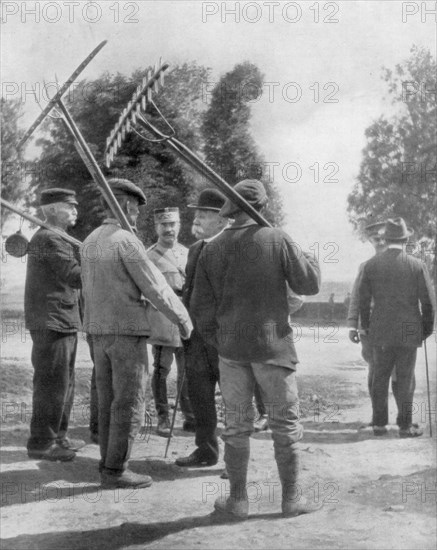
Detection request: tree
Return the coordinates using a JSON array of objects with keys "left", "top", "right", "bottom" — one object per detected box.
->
[
  {"left": 202, "top": 62, "right": 284, "bottom": 226},
  {"left": 1, "top": 98, "right": 28, "bottom": 228},
  {"left": 31, "top": 62, "right": 210, "bottom": 244},
  {"left": 347, "top": 46, "right": 436, "bottom": 281}
]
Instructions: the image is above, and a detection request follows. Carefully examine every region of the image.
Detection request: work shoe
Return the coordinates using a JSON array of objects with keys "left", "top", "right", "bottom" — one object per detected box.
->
[
  {"left": 100, "top": 469, "right": 153, "bottom": 489},
  {"left": 175, "top": 450, "right": 217, "bottom": 467},
  {"left": 156, "top": 417, "right": 171, "bottom": 438},
  {"left": 57, "top": 437, "right": 86, "bottom": 451},
  {"left": 28, "top": 443, "right": 75, "bottom": 462},
  {"left": 253, "top": 415, "right": 269, "bottom": 432},
  {"left": 213, "top": 496, "right": 249, "bottom": 520},
  {"left": 399, "top": 425, "right": 423, "bottom": 438},
  {"left": 373, "top": 426, "right": 388, "bottom": 436}
]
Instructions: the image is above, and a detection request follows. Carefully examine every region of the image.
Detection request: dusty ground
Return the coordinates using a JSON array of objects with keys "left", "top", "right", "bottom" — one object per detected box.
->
[{"left": 1, "top": 326, "right": 436, "bottom": 550}]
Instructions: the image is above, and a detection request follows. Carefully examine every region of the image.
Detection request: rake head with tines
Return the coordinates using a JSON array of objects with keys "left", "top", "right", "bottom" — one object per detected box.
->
[{"left": 105, "top": 59, "right": 169, "bottom": 168}]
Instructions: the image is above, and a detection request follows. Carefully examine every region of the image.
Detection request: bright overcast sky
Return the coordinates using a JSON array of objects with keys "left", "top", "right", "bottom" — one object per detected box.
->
[{"left": 1, "top": 0, "right": 436, "bottom": 284}]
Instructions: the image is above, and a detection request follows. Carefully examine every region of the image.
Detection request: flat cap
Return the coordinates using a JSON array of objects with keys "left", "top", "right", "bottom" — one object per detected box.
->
[
  {"left": 40, "top": 188, "right": 78, "bottom": 206},
  {"left": 154, "top": 207, "right": 180, "bottom": 223},
  {"left": 220, "top": 179, "right": 268, "bottom": 218},
  {"left": 188, "top": 188, "right": 226, "bottom": 212},
  {"left": 108, "top": 178, "right": 147, "bottom": 206}
]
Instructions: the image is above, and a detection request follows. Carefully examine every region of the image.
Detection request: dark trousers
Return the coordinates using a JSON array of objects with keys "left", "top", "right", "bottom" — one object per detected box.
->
[
  {"left": 254, "top": 383, "right": 266, "bottom": 416},
  {"left": 184, "top": 330, "right": 220, "bottom": 459},
  {"left": 27, "top": 330, "right": 77, "bottom": 451},
  {"left": 151, "top": 345, "right": 194, "bottom": 421},
  {"left": 87, "top": 335, "right": 99, "bottom": 436},
  {"left": 371, "top": 345, "right": 417, "bottom": 429}
]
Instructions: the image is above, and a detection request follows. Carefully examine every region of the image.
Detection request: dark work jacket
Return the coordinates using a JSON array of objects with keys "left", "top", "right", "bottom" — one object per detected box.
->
[
  {"left": 24, "top": 228, "right": 82, "bottom": 333},
  {"left": 190, "top": 222, "right": 321, "bottom": 368},
  {"left": 359, "top": 248, "right": 435, "bottom": 347}
]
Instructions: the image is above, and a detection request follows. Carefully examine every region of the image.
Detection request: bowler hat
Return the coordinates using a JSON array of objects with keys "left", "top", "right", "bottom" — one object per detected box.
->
[
  {"left": 154, "top": 207, "right": 180, "bottom": 223},
  {"left": 108, "top": 178, "right": 147, "bottom": 206},
  {"left": 187, "top": 189, "right": 226, "bottom": 211},
  {"left": 40, "top": 188, "right": 78, "bottom": 206},
  {"left": 384, "top": 218, "right": 413, "bottom": 241},
  {"left": 220, "top": 179, "right": 268, "bottom": 218}
]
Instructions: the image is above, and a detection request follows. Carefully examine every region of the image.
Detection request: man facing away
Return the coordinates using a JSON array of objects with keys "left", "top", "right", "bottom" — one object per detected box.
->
[
  {"left": 25, "top": 188, "right": 85, "bottom": 461},
  {"left": 191, "top": 179, "right": 321, "bottom": 519},
  {"left": 348, "top": 222, "right": 387, "bottom": 404},
  {"left": 358, "top": 217, "right": 435, "bottom": 437},
  {"left": 81, "top": 179, "right": 192, "bottom": 488},
  {"left": 175, "top": 188, "right": 228, "bottom": 467},
  {"left": 146, "top": 207, "right": 195, "bottom": 436}
]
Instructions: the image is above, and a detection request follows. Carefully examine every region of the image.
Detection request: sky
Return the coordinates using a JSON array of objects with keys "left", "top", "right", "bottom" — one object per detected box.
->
[{"left": 1, "top": 0, "right": 436, "bottom": 289}]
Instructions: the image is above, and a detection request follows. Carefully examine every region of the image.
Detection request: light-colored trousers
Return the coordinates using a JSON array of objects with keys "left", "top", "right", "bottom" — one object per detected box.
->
[{"left": 218, "top": 356, "right": 303, "bottom": 451}]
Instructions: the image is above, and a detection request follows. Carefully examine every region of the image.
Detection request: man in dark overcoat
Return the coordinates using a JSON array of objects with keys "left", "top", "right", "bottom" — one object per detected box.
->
[
  {"left": 358, "top": 217, "right": 435, "bottom": 437},
  {"left": 25, "top": 188, "right": 85, "bottom": 461}
]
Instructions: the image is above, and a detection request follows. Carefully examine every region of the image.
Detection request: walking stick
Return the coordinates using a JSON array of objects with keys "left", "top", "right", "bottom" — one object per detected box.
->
[
  {"left": 164, "top": 367, "right": 187, "bottom": 458},
  {"left": 424, "top": 340, "right": 433, "bottom": 437}
]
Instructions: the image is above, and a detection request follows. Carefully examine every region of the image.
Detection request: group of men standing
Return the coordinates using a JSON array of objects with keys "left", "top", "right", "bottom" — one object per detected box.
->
[{"left": 23, "top": 177, "right": 434, "bottom": 519}]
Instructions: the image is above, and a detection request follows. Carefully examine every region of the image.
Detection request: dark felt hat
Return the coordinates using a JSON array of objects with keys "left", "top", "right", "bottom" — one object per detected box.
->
[
  {"left": 220, "top": 179, "right": 268, "bottom": 218},
  {"left": 187, "top": 189, "right": 226, "bottom": 212},
  {"left": 384, "top": 218, "right": 413, "bottom": 241},
  {"left": 40, "top": 188, "right": 78, "bottom": 206},
  {"left": 108, "top": 178, "right": 147, "bottom": 206},
  {"left": 364, "top": 221, "right": 386, "bottom": 237}
]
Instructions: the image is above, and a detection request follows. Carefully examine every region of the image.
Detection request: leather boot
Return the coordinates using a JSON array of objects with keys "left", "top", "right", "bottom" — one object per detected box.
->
[
  {"left": 275, "top": 445, "right": 322, "bottom": 517},
  {"left": 214, "top": 443, "right": 249, "bottom": 520}
]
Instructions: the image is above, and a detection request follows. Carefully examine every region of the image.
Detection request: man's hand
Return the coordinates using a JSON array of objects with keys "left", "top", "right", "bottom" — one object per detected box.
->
[
  {"left": 349, "top": 329, "right": 360, "bottom": 344},
  {"left": 179, "top": 320, "right": 193, "bottom": 340}
]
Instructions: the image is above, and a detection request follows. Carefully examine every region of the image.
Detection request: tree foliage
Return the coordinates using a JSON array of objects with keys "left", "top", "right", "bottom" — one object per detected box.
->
[
  {"left": 202, "top": 61, "right": 284, "bottom": 226},
  {"left": 1, "top": 98, "right": 28, "bottom": 228},
  {"left": 347, "top": 46, "right": 436, "bottom": 276},
  {"left": 31, "top": 62, "right": 209, "bottom": 244}
]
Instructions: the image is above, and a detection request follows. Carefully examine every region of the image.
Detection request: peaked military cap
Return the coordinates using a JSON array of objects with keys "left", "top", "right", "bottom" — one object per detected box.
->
[
  {"left": 40, "top": 188, "right": 78, "bottom": 206},
  {"left": 187, "top": 188, "right": 226, "bottom": 211},
  {"left": 154, "top": 207, "right": 180, "bottom": 223},
  {"left": 107, "top": 178, "right": 147, "bottom": 206}
]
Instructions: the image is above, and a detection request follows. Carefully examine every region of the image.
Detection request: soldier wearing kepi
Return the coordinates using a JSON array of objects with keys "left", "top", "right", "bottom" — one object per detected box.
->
[
  {"left": 358, "top": 217, "right": 435, "bottom": 438},
  {"left": 25, "top": 188, "right": 85, "bottom": 461},
  {"left": 191, "top": 179, "right": 321, "bottom": 519},
  {"left": 81, "top": 179, "right": 192, "bottom": 488},
  {"left": 147, "top": 207, "right": 195, "bottom": 437},
  {"left": 175, "top": 189, "right": 228, "bottom": 468}
]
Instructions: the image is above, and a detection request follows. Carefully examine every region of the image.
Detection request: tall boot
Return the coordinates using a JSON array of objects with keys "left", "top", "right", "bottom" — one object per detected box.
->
[
  {"left": 214, "top": 443, "right": 250, "bottom": 520},
  {"left": 275, "top": 445, "right": 322, "bottom": 517}
]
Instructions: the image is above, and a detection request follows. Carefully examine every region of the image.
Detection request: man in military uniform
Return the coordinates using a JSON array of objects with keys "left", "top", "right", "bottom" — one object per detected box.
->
[
  {"left": 81, "top": 179, "right": 192, "bottom": 488},
  {"left": 147, "top": 207, "right": 195, "bottom": 437},
  {"left": 25, "top": 188, "right": 85, "bottom": 461}
]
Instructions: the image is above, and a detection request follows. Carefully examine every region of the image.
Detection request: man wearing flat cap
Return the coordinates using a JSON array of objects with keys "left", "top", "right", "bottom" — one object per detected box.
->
[
  {"left": 358, "top": 217, "right": 435, "bottom": 438},
  {"left": 25, "top": 188, "right": 85, "bottom": 461},
  {"left": 81, "top": 179, "right": 192, "bottom": 488},
  {"left": 191, "top": 179, "right": 321, "bottom": 519},
  {"left": 147, "top": 207, "right": 195, "bottom": 437},
  {"left": 175, "top": 188, "right": 228, "bottom": 467}
]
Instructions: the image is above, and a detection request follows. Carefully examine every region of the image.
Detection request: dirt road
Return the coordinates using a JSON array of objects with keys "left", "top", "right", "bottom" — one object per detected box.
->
[{"left": 1, "top": 329, "right": 436, "bottom": 549}]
